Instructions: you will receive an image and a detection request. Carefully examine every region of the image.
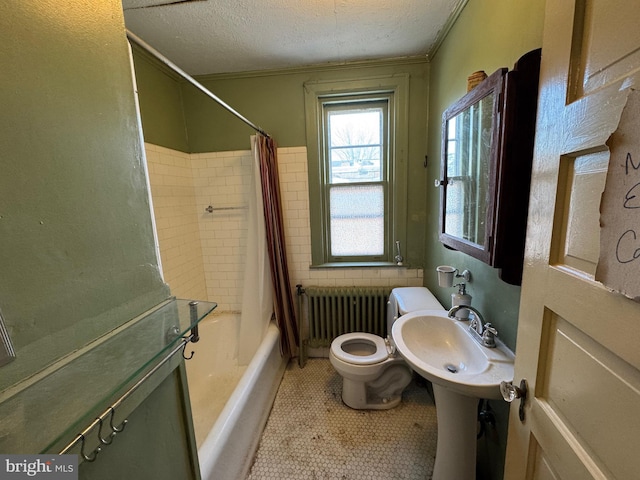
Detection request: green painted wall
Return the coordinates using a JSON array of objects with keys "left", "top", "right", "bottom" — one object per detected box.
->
[
  {"left": 79, "top": 365, "right": 199, "bottom": 480},
  {"left": 425, "top": 1, "right": 545, "bottom": 479},
  {"left": 132, "top": 46, "right": 190, "bottom": 152},
  {"left": 426, "top": 0, "right": 545, "bottom": 351},
  {"left": 185, "top": 60, "right": 429, "bottom": 153},
  {"left": 0, "top": 0, "right": 170, "bottom": 412}
]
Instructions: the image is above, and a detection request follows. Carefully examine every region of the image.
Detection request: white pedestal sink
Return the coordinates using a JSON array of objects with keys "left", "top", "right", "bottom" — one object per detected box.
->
[{"left": 391, "top": 310, "right": 514, "bottom": 480}]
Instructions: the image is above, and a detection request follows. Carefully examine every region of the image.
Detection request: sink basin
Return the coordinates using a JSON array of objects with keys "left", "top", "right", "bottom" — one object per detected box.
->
[{"left": 391, "top": 309, "right": 514, "bottom": 400}]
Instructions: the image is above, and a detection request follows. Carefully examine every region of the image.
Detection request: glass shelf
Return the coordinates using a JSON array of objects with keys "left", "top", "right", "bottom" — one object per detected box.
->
[{"left": 0, "top": 298, "right": 216, "bottom": 455}]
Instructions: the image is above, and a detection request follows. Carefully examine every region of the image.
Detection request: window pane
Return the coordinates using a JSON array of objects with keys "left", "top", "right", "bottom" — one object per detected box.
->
[
  {"left": 329, "top": 185, "right": 384, "bottom": 256},
  {"left": 330, "top": 147, "right": 381, "bottom": 183},
  {"left": 328, "top": 108, "right": 382, "bottom": 183},
  {"left": 329, "top": 110, "right": 381, "bottom": 146}
]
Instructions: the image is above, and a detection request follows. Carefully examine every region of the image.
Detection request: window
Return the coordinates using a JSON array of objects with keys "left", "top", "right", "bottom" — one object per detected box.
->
[
  {"left": 304, "top": 76, "right": 409, "bottom": 266},
  {"left": 325, "top": 100, "right": 387, "bottom": 258}
]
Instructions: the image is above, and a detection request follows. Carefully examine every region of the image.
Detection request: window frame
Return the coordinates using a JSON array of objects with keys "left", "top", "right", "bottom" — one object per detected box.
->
[{"left": 304, "top": 75, "right": 409, "bottom": 267}]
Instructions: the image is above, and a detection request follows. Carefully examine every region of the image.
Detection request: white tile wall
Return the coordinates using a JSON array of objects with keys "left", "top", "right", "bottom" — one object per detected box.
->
[
  {"left": 144, "top": 143, "right": 424, "bottom": 312},
  {"left": 145, "top": 144, "right": 208, "bottom": 301},
  {"left": 191, "top": 150, "right": 254, "bottom": 312}
]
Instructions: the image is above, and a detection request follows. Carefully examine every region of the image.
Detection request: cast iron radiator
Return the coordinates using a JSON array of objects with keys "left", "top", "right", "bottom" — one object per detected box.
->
[{"left": 296, "top": 285, "right": 392, "bottom": 367}]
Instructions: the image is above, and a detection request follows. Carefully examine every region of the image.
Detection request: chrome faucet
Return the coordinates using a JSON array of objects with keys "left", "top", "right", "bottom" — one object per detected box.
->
[
  {"left": 447, "top": 305, "right": 498, "bottom": 348},
  {"left": 448, "top": 304, "right": 483, "bottom": 327}
]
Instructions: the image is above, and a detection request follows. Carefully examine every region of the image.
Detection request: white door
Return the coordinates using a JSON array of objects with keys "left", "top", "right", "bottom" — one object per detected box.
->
[{"left": 504, "top": 1, "right": 640, "bottom": 479}]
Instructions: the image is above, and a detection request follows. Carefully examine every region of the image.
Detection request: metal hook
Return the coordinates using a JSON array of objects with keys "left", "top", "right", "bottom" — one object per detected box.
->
[
  {"left": 181, "top": 341, "right": 195, "bottom": 360},
  {"left": 109, "top": 406, "right": 127, "bottom": 433},
  {"left": 97, "top": 417, "right": 115, "bottom": 445},
  {"left": 80, "top": 434, "right": 101, "bottom": 462}
]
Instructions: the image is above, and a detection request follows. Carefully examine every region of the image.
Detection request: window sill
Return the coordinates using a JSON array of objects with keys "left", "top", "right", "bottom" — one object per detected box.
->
[{"left": 310, "top": 262, "right": 411, "bottom": 269}]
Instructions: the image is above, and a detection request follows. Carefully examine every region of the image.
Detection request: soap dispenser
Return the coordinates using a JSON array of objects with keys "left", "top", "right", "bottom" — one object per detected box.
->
[{"left": 451, "top": 283, "right": 472, "bottom": 320}]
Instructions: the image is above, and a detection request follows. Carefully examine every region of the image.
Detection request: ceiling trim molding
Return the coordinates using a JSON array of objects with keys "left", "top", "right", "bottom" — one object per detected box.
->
[
  {"left": 426, "top": 0, "right": 469, "bottom": 61},
  {"left": 192, "top": 55, "right": 429, "bottom": 82}
]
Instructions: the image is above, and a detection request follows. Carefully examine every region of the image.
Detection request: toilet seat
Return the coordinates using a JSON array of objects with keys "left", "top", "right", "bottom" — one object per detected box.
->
[{"left": 331, "top": 333, "right": 390, "bottom": 365}]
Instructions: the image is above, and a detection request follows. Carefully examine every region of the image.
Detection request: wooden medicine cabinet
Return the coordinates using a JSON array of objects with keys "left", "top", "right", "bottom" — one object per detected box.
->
[{"left": 438, "top": 49, "right": 541, "bottom": 285}]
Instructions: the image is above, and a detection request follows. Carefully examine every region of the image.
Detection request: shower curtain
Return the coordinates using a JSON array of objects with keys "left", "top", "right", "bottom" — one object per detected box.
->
[
  {"left": 238, "top": 136, "right": 274, "bottom": 365},
  {"left": 240, "top": 134, "right": 299, "bottom": 360},
  {"left": 256, "top": 135, "right": 299, "bottom": 358}
]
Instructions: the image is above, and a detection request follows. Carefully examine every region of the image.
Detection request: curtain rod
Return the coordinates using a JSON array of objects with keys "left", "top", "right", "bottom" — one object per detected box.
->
[{"left": 126, "top": 29, "right": 271, "bottom": 139}]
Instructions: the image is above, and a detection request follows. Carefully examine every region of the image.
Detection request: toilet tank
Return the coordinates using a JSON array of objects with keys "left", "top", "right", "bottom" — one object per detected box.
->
[{"left": 387, "top": 287, "right": 444, "bottom": 333}]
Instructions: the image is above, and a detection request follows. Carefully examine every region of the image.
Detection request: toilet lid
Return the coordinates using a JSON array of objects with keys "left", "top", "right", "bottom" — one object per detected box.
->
[
  {"left": 393, "top": 287, "right": 444, "bottom": 314},
  {"left": 331, "top": 333, "right": 389, "bottom": 365}
]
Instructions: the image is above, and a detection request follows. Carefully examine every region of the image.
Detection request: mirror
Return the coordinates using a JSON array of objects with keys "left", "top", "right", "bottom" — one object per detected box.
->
[
  {"left": 444, "top": 92, "right": 495, "bottom": 244},
  {"left": 439, "top": 68, "right": 506, "bottom": 264},
  {"left": 437, "top": 49, "right": 541, "bottom": 285}
]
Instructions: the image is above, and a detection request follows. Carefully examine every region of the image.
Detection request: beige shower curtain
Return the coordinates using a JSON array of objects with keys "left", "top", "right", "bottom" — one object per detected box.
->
[
  {"left": 238, "top": 137, "right": 273, "bottom": 365},
  {"left": 255, "top": 134, "right": 298, "bottom": 358}
]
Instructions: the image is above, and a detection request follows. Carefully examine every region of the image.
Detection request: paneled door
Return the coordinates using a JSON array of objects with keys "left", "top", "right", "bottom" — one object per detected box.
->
[{"left": 504, "top": 0, "right": 640, "bottom": 478}]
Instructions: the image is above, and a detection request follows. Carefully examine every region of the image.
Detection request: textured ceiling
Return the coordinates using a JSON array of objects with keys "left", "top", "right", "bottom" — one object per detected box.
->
[{"left": 122, "top": 0, "right": 466, "bottom": 76}]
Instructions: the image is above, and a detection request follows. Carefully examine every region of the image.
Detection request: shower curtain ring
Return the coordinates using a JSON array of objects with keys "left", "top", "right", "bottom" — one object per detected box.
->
[
  {"left": 79, "top": 434, "right": 101, "bottom": 462},
  {"left": 97, "top": 417, "right": 115, "bottom": 445},
  {"left": 109, "top": 406, "right": 127, "bottom": 433}
]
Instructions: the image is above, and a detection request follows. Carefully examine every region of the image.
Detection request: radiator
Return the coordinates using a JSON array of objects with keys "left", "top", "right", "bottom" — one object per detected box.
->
[{"left": 297, "top": 286, "right": 392, "bottom": 366}]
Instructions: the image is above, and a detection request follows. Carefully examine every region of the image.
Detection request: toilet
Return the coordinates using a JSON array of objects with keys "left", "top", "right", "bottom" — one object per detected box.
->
[{"left": 329, "top": 287, "right": 444, "bottom": 410}]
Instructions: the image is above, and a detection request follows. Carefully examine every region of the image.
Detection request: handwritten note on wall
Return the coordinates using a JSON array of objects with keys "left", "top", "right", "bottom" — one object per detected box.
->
[{"left": 596, "top": 89, "right": 640, "bottom": 300}]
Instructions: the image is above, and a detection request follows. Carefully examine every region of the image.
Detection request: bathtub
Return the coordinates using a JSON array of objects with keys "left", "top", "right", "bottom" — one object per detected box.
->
[{"left": 186, "top": 314, "right": 286, "bottom": 480}]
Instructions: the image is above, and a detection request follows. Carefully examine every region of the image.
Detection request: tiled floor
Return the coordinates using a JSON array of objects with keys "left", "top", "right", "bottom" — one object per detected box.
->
[{"left": 247, "top": 358, "right": 438, "bottom": 480}]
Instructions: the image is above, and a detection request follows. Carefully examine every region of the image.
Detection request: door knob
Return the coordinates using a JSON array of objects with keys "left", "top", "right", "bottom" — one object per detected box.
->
[{"left": 500, "top": 379, "right": 528, "bottom": 422}]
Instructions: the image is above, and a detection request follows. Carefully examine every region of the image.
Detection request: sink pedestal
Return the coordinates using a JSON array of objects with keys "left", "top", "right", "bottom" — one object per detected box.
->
[{"left": 432, "top": 384, "right": 478, "bottom": 480}]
